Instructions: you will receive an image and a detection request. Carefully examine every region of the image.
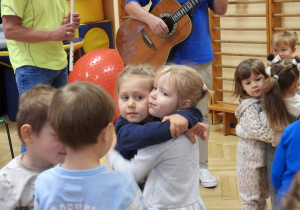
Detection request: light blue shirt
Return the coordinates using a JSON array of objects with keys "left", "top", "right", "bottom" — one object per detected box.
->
[{"left": 34, "top": 165, "right": 147, "bottom": 210}]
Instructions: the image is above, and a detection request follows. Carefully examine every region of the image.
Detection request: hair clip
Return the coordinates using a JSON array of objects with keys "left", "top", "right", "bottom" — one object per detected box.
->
[
  {"left": 274, "top": 75, "right": 279, "bottom": 80},
  {"left": 292, "top": 59, "right": 300, "bottom": 71},
  {"left": 202, "top": 84, "right": 207, "bottom": 91}
]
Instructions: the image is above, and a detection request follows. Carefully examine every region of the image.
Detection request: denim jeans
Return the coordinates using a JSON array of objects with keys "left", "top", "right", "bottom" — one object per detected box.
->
[{"left": 16, "top": 65, "right": 68, "bottom": 153}]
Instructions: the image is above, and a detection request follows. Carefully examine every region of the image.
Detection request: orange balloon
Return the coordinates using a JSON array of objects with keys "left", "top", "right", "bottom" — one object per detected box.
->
[{"left": 69, "top": 48, "right": 125, "bottom": 122}]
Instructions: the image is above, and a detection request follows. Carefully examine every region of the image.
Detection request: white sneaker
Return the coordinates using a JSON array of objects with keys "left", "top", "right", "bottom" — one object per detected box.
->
[{"left": 199, "top": 169, "right": 217, "bottom": 188}]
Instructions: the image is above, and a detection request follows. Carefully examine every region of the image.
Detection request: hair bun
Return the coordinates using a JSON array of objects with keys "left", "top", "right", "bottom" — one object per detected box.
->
[{"left": 267, "top": 53, "right": 275, "bottom": 62}]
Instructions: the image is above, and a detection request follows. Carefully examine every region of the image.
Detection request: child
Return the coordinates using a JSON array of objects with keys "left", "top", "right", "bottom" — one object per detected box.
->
[
  {"left": 278, "top": 169, "right": 300, "bottom": 210},
  {"left": 0, "top": 84, "right": 65, "bottom": 209},
  {"left": 34, "top": 81, "right": 146, "bottom": 209},
  {"left": 271, "top": 31, "right": 298, "bottom": 60},
  {"left": 115, "top": 65, "right": 206, "bottom": 160},
  {"left": 233, "top": 59, "right": 274, "bottom": 209},
  {"left": 271, "top": 120, "right": 300, "bottom": 209},
  {"left": 264, "top": 57, "right": 300, "bottom": 208},
  {"left": 108, "top": 65, "right": 210, "bottom": 209}
]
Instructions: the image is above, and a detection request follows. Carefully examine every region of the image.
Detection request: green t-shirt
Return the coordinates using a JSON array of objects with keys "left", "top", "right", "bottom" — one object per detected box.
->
[{"left": 1, "top": 0, "right": 69, "bottom": 71}]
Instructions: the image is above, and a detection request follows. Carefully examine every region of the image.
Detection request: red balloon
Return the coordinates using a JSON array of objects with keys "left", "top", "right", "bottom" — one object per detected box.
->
[{"left": 69, "top": 48, "right": 125, "bottom": 122}]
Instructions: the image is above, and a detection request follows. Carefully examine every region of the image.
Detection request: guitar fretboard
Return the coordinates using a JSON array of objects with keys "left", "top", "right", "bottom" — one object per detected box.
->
[{"left": 167, "top": 0, "right": 201, "bottom": 24}]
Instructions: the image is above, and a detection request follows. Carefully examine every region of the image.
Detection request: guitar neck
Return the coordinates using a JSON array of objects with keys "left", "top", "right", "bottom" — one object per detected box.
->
[{"left": 169, "top": 0, "right": 201, "bottom": 23}]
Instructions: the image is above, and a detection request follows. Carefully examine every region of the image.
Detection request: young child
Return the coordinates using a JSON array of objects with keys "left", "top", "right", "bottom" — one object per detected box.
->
[
  {"left": 34, "top": 81, "right": 146, "bottom": 209},
  {"left": 108, "top": 65, "right": 210, "bottom": 209},
  {"left": 278, "top": 169, "right": 300, "bottom": 210},
  {"left": 115, "top": 65, "right": 206, "bottom": 160},
  {"left": 233, "top": 59, "right": 274, "bottom": 209},
  {"left": 0, "top": 84, "right": 65, "bottom": 209},
  {"left": 271, "top": 119, "right": 300, "bottom": 209},
  {"left": 271, "top": 31, "right": 298, "bottom": 60}
]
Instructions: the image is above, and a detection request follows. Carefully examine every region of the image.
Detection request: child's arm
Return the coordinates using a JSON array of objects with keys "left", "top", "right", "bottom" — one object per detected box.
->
[
  {"left": 271, "top": 134, "right": 287, "bottom": 192},
  {"left": 116, "top": 108, "right": 202, "bottom": 150},
  {"left": 238, "top": 104, "right": 274, "bottom": 142}
]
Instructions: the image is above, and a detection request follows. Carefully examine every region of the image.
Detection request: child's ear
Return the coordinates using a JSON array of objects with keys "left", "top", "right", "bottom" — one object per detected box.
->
[
  {"left": 292, "top": 47, "right": 296, "bottom": 54},
  {"left": 20, "top": 124, "right": 33, "bottom": 144},
  {"left": 101, "top": 122, "right": 114, "bottom": 144},
  {"left": 181, "top": 100, "right": 191, "bottom": 109}
]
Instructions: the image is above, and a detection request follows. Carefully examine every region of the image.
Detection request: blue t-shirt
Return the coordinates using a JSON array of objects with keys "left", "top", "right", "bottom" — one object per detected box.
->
[
  {"left": 125, "top": 0, "right": 215, "bottom": 65},
  {"left": 271, "top": 119, "right": 300, "bottom": 204},
  {"left": 34, "top": 165, "right": 147, "bottom": 209}
]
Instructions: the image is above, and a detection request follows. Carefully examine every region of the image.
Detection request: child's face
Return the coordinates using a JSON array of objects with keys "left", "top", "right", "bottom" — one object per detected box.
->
[
  {"left": 272, "top": 42, "right": 296, "bottom": 60},
  {"left": 241, "top": 72, "right": 265, "bottom": 98},
  {"left": 31, "top": 122, "right": 66, "bottom": 166},
  {"left": 118, "top": 78, "right": 150, "bottom": 123},
  {"left": 148, "top": 74, "right": 179, "bottom": 119}
]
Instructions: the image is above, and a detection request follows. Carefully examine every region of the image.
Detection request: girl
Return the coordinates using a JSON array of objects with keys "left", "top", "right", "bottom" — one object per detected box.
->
[
  {"left": 233, "top": 59, "right": 274, "bottom": 210},
  {"left": 108, "top": 65, "right": 210, "bottom": 209},
  {"left": 114, "top": 65, "right": 206, "bottom": 160},
  {"left": 264, "top": 56, "right": 300, "bottom": 206}
]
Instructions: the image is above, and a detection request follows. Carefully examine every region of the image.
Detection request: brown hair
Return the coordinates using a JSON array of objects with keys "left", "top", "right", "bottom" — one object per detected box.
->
[
  {"left": 16, "top": 84, "right": 56, "bottom": 143},
  {"left": 271, "top": 31, "right": 299, "bottom": 49},
  {"left": 263, "top": 56, "right": 300, "bottom": 131},
  {"left": 155, "top": 65, "right": 212, "bottom": 108},
  {"left": 279, "top": 170, "right": 300, "bottom": 210},
  {"left": 233, "top": 59, "right": 268, "bottom": 100},
  {"left": 48, "top": 81, "right": 115, "bottom": 149}
]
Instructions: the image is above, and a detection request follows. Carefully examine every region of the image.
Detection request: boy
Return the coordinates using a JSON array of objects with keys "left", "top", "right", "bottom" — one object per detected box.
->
[
  {"left": 0, "top": 85, "right": 66, "bottom": 209},
  {"left": 34, "top": 81, "right": 146, "bottom": 209}
]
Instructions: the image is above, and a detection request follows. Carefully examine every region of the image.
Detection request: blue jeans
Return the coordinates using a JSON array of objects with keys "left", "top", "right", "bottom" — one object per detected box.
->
[{"left": 16, "top": 65, "right": 68, "bottom": 153}]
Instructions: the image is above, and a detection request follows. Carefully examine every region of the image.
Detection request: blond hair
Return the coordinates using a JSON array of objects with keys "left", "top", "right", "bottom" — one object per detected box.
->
[
  {"left": 16, "top": 85, "right": 56, "bottom": 143},
  {"left": 115, "top": 65, "right": 155, "bottom": 97},
  {"left": 263, "top": 56, "right": 300, "bottom": 131},
  {"left": 48, "top": 81, "right": 115, "bottom": 149},
  {"left": 155, "top": 65, "right": 212, "bottom": 108},
  {"left": 233, "top": 59, "right": 268, "bottom": 100},
  {"left": 271, "top": 31, "right": 298, "bottom": 49}
]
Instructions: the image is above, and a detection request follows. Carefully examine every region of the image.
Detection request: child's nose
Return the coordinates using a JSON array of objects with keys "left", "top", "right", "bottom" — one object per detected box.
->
[{"left": 128, "top": 98, "right": 135, "bottom": 107}]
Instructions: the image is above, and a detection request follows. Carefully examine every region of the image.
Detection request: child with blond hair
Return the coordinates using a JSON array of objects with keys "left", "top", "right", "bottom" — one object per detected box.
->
[
  {"left": 0, "top": 84, "right": 65, "bottom": 209},
  {"left": 108, "top": 65, "right": 210, "bottom": 209}
]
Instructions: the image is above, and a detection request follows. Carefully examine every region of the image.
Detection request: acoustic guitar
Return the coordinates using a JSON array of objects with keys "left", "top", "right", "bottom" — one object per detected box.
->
[{"left": 116, "top": 0, "right": 201, "bottom": 68}]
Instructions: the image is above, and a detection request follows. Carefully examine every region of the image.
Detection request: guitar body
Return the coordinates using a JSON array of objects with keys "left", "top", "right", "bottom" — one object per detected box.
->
[{"left": 116, "top": 0, "right": 192, "bottom": 68}]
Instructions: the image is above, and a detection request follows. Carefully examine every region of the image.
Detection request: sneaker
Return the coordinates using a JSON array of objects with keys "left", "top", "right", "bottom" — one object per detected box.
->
[{"left": 199, "top": 169, "right": 217, "bottom": 188}]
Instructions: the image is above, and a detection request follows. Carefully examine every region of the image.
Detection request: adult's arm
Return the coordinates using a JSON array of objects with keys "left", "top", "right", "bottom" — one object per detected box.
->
[
  {"left": 213, "top": 0, "right": 228, "bottom": 15},
  {"left": 2, "top": 14, "right": 79, "bottom": 43},
  {"left": 124, "top": 1, "right": 169, "bottom": 35}
]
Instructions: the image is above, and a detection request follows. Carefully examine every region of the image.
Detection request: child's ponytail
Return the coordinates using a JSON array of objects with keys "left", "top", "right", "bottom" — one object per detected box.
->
[{"left": 263, "top": 55, "right": 300, "bottom": 131}]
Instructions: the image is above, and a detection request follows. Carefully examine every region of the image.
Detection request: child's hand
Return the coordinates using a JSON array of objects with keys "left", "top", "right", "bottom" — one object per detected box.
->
[
  {"left": 185, "top": 123, "right": 207, "bottom": 144},
  {"left": 162, "top": 114, "right": 188, "bottom": 137}
]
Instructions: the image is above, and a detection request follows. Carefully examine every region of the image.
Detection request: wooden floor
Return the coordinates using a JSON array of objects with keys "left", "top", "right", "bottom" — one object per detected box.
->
[{"left": 0, "top": 116, "right": 272, "bottom": 209}]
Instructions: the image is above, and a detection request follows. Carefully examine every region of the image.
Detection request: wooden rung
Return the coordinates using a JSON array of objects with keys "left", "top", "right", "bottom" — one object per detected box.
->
[
  {"left": 214, "top": 52, "right": 266, "bottom": 57},
  {"left": 216, "top": 101, "right": 239, "bottom": 106},
  {"left": 215, "top": 77, "right": 234, "bottom": 81},
  {"left": 274, "top": 13, "right": 300, "bottom": 17},
  {"left": 213, "top": 14, "right": 265, "bottom": 17},
  {"left": 274, "top": 27, "right": 300, "bottom": 31},
  {"left": 229, "top": 0, "right": 265, "bottom": 4},
  {"left": 121, "top": 16, "right": 130, "bottom": 19},
  {"left": 209, "top": 104, "right": 238, "bottom": 113},
  {"left": 273, "top": 0, "right": 300, "bottom": 2},
  {"left": 214, "top": 64, "right": 237, "bottom": 69},
  {"left": 213, "top": 27, "right": 266, "bottom": 31},
  {"left": 216, "top": 89, "right": 234, "bottom": 93},
  {"left": 213, "top": 40, "right": 267, "bottom": 44}
]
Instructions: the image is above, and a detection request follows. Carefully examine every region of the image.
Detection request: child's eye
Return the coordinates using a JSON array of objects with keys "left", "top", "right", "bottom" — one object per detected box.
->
[
  {"left": 256, "top": 78, "right": 261, "bottom": 81},
  {"left": 152, "top": 86, "right": 157, "bottom": 90},
  {"left": 161, "top": 91, "right": 168, "bottom": 96},
  {"left": 121, "top": 96, "right": 129, "bottom": 100},
  {"left": 136, "top": 96, "right": 143, "bottom": 100}
]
